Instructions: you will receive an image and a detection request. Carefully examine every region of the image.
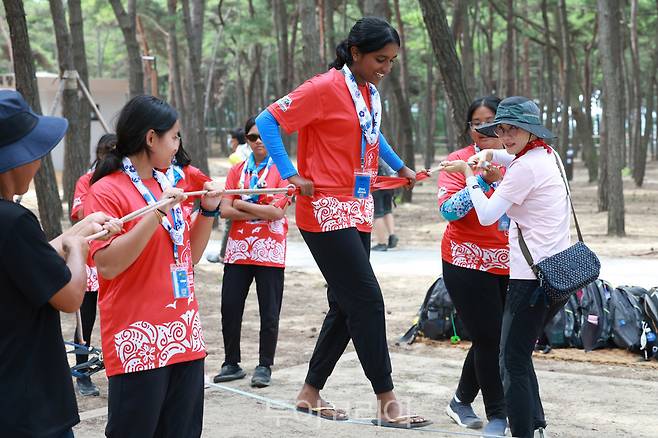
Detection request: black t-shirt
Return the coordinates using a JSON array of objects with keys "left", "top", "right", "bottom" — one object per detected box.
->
[{"left": 0, "top": 200, "right": 79, "bottom": 437}]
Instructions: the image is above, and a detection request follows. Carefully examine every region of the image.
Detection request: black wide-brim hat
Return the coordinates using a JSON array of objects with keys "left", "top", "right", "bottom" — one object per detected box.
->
[
  {"left": 476, "top": 96, "right": 555, "bottom": 140},
  {"left": 0, "top": 89, "right": 68, "bottom": 174}
]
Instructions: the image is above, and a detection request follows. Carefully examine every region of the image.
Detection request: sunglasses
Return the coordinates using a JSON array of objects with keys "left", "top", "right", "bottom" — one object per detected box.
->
[
  {"left": 246, "top": 133, "right": 261, "bottom": 142},
  {"left": 494, "top": 125, "right": 521, "bottom": 138},
  {"left": 468, "top": 120, "right": 494, "bottom": 131}
]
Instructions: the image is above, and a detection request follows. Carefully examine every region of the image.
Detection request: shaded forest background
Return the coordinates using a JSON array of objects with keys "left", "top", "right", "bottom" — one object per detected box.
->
[{"left": 2, "top": 0, "right": 657, "bottom": 238}]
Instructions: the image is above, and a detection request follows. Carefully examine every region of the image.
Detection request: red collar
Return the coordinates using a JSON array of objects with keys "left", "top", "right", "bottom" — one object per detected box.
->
[{"left": 514, "top": 139, "right": 552, "bottom": 160}]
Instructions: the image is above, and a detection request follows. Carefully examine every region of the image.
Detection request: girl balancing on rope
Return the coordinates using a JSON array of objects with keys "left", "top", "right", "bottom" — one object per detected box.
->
[
  {"left": 256, "top": 17, "right": 431, "bottom": 429},
  {"left": 86, "top": 95, "right": 222, "bottom": 438}
]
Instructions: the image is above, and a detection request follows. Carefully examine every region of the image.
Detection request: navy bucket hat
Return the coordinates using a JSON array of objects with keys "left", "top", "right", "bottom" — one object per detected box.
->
[
  {"left": 0, "top": 89, "right": 68, "bottom": 174},
  {"left": 476, "top": 96, "right": 555, "bottom": 140}
]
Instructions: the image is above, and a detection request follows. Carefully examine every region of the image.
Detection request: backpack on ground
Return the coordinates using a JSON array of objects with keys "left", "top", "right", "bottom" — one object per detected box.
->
[
  {"left": 398, "top": 277, "right": 469, "bottom": 344},
  {"left": 609, "top": 286, "right": 645, "bottom": 350},
  {"left": 575, "top": 279, "right": 613, "bottom": 351},
  {"left": 640, "top": 287, "right": 658, "bottom": 360},
  {"left": 543, "top": 294, "right": 579, "bottom": 348}
]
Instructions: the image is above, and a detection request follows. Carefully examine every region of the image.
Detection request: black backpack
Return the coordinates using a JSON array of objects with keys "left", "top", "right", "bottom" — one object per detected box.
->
[
  {"left": 609, "top": 286, "right": 645, "bottom": 350},
  {"left": 544, "top": 294, "right": 580, "bottom": 348},
  {"left": 575, "top": 279, "right": 613, "bottom": 351},
  {"left": 398, "top": 277, "right": 469, "bottom": 344},
  {"left": 639, "top": 287, "right": 658, "bottom": 360}
]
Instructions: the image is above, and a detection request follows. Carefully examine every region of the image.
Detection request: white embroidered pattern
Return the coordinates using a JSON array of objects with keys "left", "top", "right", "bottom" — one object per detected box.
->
[
  {"left": 311, "top": 196, "right": 374, "bottom": 232},
  {"left": 86, "top": 265, "right": 99, "bottom": 291},
  {"left": 224, "top": 235, "right": 286, "bottom": 265},
  {"left": 450, "top": 241, "right": 509, "bottom": 271},
  {"left": 114, "top": 309, "right": 205, "bottom": 373}
]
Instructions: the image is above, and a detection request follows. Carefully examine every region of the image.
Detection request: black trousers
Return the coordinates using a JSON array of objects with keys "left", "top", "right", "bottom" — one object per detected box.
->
[
  {"left": 105, "top": 359, "right": 204, "bottom": 438},
  {"left": 72, "top": 291, "right": 98, "bottom": 366},
  {"left": 301, "top": 228, "right": 393, "bottom": 394},
  {"left": 500, "top": 280, "right": 564, "bottom": 438},
  {"left": 442, "top": 261, "right": 508, "bottom": 419},
  {"left": 221, "top": 263, "right": 284, "bottom": 367}
]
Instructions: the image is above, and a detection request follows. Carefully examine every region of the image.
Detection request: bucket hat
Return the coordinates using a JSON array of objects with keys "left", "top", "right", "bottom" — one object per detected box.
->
[
  {"left": 476, "top": 96, "right": 555, "bottom": 139},
  {"left": 0, "top": 89, "right": 68, "bottom": 173}
]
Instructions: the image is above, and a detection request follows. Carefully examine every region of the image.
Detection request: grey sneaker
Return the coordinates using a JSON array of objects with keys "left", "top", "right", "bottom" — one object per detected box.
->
[
  {"left": 250, "top": 365, "right": 272, "bottom": 388},
  {"left": 446, "top": 398, "right": 483, "bottom": 429},
  {"left": 388, "top": 234, "right": 399, "bottom": 249},
  {"left": 534, "top": 428, "right": 549, "bottom": 438},
  {"left": 213, "top": 364, "right": 246, "bottom": 383},
  {"left": 372, "top": 243, "right": 388, "bottom": 251},
  {"left": 76, "top": 376, "right": 100, "bottom": 397},
  {"left": 482, "top": 417, "right": 507, "bottom": 437}
]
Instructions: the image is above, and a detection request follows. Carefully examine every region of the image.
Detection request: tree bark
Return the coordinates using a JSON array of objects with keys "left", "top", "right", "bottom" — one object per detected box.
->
[
  {"left": 424, "top": 54, "right": 437, "bottom": 169},
  {"left": 167, "top": 0, "right": 184, "bottom": 113},
  {"left": 109, "top": 0, "right": 144, "bottom": 98},
  {"left": 555, "top": 0, "right": 572, "bottom": 159},
  {"left": 540, "top": 0, "right": 555, "bottom": 132},
  {"left": 300, "top": 0, "right": 323, "bottom": 77},
  {"left": 3, "top": 0, "right": 62, "bottom": 238},
  {"left": 597, "top": 0, "right": 625, "bottom": 236},
  {"left": 181, "top": 0, "right": 209, "bottom": 174},
  {"left": 503, "top": 0, "right": 515, "bottom": 96},
  {"left": 630, "top": 0, "right": 645, "bottom": 186},
  {"left": 323, "top": 0, "right": 335, "bottom": 68},
  {"left": 419, "top": 0, "right": 470, "bottom": 147}
]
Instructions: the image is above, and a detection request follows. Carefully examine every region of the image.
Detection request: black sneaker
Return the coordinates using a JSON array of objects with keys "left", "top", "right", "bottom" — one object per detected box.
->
[
  {"left": 372, "top": 243, "right": 388, "bottom": 251},
  {"left": 446, "top": 397, "right": 483, "bottom": 429},
  {"left": 76, "top": 376, "right": 100, "bottom": 397},
  {"left": 388, "top": 234, "right": 399, "bottom": 249},
  {"left": 213, "top": 364, "right": 246, "bottom": 383},
  {"left": 250, "top": 365, "right": 272, "bottom": 388}
]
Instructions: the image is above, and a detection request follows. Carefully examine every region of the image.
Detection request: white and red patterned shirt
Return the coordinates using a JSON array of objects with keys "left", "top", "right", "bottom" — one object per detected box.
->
[
  {"left": 223, "top": 160, "right": 290, "bottom": 268},
  {"left": 72, "top": 171, "right": 99, "bottom": 291},
  {"left": 87, "top": 172, "right": 206, "bottom": 377}
]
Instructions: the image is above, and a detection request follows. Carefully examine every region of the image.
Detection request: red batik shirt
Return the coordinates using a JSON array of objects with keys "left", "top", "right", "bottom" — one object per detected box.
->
[
  {"left": 87, "top": 171, "right": 206, "bottom": 377},
  {"left": 437, "top": 145, "right": 510, "bottom": 275},
  {"left": 223, "top": 160, "right": 290, "bottom": 268},
  {"left": 267, "top": 68, "right": 379, "bottom": 233}
]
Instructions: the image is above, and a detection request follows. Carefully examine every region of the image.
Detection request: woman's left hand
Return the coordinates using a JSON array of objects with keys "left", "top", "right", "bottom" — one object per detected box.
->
[
  {"left": 397, "top": 166, "right": 416, "bottom": 189},
  {"left": 439, "top": 160, "right": 473, "bottom": 176},
  {"left": 200, "top": 180, "right": 224, "bottom": 211}
]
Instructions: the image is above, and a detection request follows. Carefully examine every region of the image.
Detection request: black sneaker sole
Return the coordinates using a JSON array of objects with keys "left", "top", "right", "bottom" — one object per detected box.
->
[{"left": 213, "top": 372, "right": 246, "bottom": 383}]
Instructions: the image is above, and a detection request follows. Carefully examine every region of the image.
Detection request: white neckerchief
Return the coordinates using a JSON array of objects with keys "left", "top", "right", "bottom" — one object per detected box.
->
[
  {"left": 122, "top": 157, "right": 185, "bottom": 246},
  {"left": 239, "top": 153, "right": 273, "bottom": 202},
  {"left": 341, "top": 64, "right": 381, "bottom": 145}
]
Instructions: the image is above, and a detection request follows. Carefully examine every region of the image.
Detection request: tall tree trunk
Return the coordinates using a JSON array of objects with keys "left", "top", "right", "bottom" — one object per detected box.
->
[
  {"left": 419, "top": 0, "right": 470, "bottom": 146},
  {"left": 540, "top": 0, "right": 555, "bottom": 132},
  {"left": 630, "top": 0, "right": 645, "bottom": 186},
  {"left": 167, "top": 0, "right": 184, "bottom": 113},
  {"left": 67, "top": 0, "right": 90, "bottom": 167},
  {"left": 3, "top": 0, "right": 62, "bottom": 238},
  {"left": 392, "top": 0, "right": 409, "bottom": 99},
  {"left": 577, "top": 30, "right": 598, "bottom": 183},
  {"left": 424, "top": 54, "right": 436, "bottom": 169},
  {"left": 503, "top": 0, "right": 515, "bottom": 96},
  {"left": 556, "top": 0, "right": 572, "bottom": 159},
  {"left": 323, "top": 0, "right": 335, "bottom": 68},
  {"left": 49, "top": 0, "right": 86, "bottom": 220},
  {"left": 300, "top": 0, "right": 323, "bottom": 76},
  {"left": 109, "top": 0, "right": 144, "bottom": 98},
  {"left": 597, "top": 0, "right": 625, "bottom": 236},
  {"left": 181, "top": 0, "right": 209, "bottom": 174}
]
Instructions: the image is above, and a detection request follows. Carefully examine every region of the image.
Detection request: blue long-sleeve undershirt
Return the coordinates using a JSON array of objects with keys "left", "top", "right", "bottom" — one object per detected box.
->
[
  {"left": 440, "top": 175, "right": 492, "bottom": 221},
  {"left": 255, "top": 109, "right": 405, "bottom": 179}
]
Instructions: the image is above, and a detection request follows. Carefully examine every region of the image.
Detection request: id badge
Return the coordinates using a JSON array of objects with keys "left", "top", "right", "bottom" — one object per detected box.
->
[
  {"left": 353, "top": 171, "right": 371, "bottom": 199},
  {"left": 498, "top": 213, "right": 511, "bottom": 231},
  {"left": 170, "top": 263, "right": 190, "bottom": 299}
]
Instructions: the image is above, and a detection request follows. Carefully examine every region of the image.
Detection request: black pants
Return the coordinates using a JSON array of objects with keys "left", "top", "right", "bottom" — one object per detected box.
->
[
  {"left": 221, "top": 263, "right": 284, "bottom": 367},
  {"left": 105, "top": 359, "right": 204, "bottom": 438},
  {"left": 442, "top": 261, "right": 508, "bottom": 420},
  {"left": 72, "top": 291, "right": 98, "bottom": 366},
  {"left": 500, "top": 280, "right": 564, "bottom": 438},
  {"left": 301, "top": 228, "right": 393, "bottom": 394}
]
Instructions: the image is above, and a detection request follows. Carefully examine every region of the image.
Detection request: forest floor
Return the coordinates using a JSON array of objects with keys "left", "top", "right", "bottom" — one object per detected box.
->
[{"left": 32, "top": 155, "right": 658, "bottom": 437}]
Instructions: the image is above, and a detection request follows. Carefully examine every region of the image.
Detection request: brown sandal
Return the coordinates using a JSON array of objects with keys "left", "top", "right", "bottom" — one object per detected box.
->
[
  {"left": 296, "top": 403, "right": 349, "bottom": 421},
  {"left": 371, "top": 414, "right": 432, "bottom": 429}
]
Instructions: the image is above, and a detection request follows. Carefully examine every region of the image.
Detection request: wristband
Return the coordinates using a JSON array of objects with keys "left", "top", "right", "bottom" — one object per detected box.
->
[{"left": 200, "top": 205, "right": 220, "bottom": 218}]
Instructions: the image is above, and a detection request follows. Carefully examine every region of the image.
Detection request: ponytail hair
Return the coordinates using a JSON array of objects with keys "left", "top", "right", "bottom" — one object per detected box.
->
[
  {"left": 92, "top": 95, "right": 178, "bottom": 184},
  {"left": 328, "top": 17, "right": 400, "bottom": 70}
]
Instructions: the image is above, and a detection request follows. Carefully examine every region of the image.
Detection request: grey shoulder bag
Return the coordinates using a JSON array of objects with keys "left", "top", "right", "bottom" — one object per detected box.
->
[{"left": 516, "top": 151, "right": 601, "bottom": 305}]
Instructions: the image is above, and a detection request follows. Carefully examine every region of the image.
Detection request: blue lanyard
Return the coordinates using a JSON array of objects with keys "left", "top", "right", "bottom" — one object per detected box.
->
[
  {"left": 360, "top": 135, "right": 366, "bottom": 170},
  {"left": 144, "top": 187, "right": 179, "bottom": 263}
]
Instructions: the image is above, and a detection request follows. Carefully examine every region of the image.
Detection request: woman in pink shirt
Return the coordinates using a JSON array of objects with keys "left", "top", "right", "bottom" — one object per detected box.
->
[{"left": 440, "top": 96, "right": 571, "bottom": 438}]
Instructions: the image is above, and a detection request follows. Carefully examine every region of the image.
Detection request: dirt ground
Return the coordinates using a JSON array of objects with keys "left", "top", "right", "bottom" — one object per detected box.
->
[{"left": 47, "top": 156, "right": 658, "bottom": 437}]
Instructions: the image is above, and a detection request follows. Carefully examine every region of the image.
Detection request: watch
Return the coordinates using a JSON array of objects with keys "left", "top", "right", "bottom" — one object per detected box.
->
[{"left": 200, "top": 205, "right": 220, "bottom": 217}]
